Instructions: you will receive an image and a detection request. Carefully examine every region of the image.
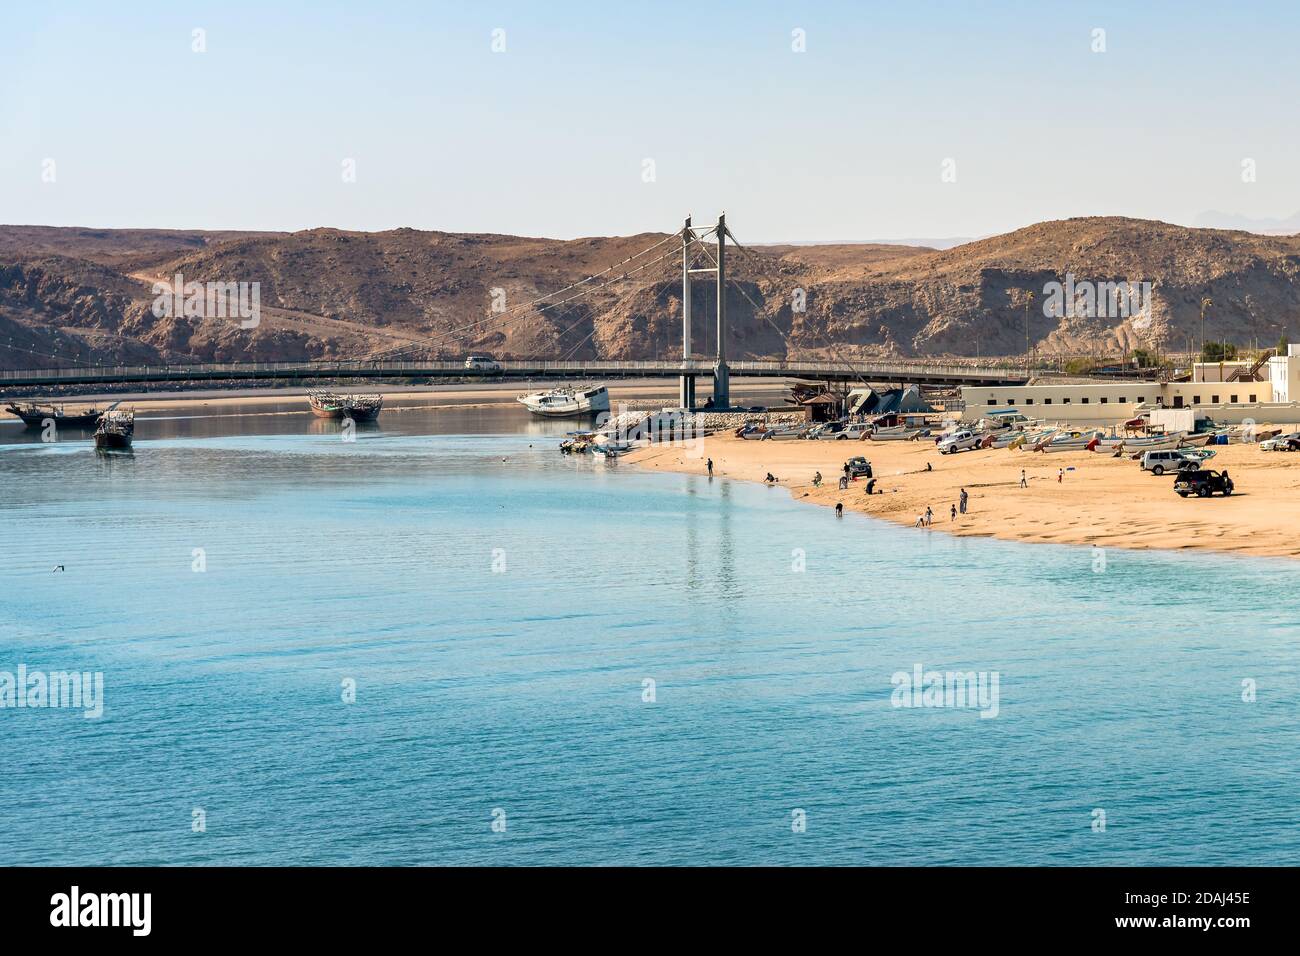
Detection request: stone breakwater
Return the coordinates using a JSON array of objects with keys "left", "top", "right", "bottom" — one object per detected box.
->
[{"left": 692, "top": 410, "right": 804, "bottom": 431}]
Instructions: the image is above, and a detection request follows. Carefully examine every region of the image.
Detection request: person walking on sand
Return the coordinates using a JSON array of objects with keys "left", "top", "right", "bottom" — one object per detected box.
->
[
  {"left": 959, "top": 488, "right": 968, "bottom": 514},
  {"left": 706, "top": 458, "right": 713, "bottom": 478},
  {"left": 924, "top": 506, "right": 933, "bottom": 527},
  {"left": 835, "top": 502, "right": 844, "bottom": 517},
  {"left": 1057, "top": 467, "right": 1063, "bottom": 483},
  {"left": 1019, "top": 469, "right": 1027, "bottom": 488},
  {"left": 950, "top": 503, "right": 957, "bottom": 522}
]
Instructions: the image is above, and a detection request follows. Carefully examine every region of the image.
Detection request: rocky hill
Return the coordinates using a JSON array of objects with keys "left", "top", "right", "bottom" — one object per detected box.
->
[{"left": 3, "top": 217, "right": 1299, "bottom": 369}]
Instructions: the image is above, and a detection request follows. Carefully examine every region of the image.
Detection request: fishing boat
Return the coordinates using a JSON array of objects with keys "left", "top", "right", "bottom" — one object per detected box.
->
[
  {"left": 870, "top": 425, "right": 926, "bottom": 441},
  {"left": 517, "top": 384, "right": 610, "bottom": 418},
  {"left": 307, "top": 390, "right": 383, "bottom": 421},
  {"left": 5, "top": 400, "right": 118, "bottom": 429},
  {"left": 990, "top": 430, "right": 1026, "bottom": 449},
  {"left": 94, "top": 409, "right": 134, "bottom": 450}
]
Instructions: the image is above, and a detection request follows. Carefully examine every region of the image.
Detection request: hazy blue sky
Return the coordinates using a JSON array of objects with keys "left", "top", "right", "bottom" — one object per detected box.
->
[{"left": 3, "top": 1, "right": 1299, "bottom": 241}]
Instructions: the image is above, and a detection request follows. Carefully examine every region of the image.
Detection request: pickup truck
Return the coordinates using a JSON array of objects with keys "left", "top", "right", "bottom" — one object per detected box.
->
[{"left": 937, "top": 430, "right": 982, "bottom": 454}]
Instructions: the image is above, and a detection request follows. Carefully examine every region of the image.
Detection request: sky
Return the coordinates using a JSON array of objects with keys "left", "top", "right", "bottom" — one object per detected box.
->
[{"left": 3, "top": 1, "right": 1300, "bottom": 242}]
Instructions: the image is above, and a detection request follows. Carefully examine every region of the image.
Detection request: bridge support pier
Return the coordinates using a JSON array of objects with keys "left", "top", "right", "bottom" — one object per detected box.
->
[
  {"left": 679, "top": 372, "right": 696, "bottom": 409},
  {"left": 712, "top": 362, "right": 730, "bottom": 410}
]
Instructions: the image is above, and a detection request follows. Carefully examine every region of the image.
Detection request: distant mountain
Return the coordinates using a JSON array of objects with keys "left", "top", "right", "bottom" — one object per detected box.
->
[
  {"left": 3, "top": 217, "right": 1300, "bottom": 370},
  {"left": 1191, "top": 210, "right": 1300, "bottom": 235}
]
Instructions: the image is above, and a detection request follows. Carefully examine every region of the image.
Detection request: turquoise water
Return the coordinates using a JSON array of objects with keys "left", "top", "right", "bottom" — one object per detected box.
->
[{"left": 1, "top": 410, "right": 1298, "bottom": 865}]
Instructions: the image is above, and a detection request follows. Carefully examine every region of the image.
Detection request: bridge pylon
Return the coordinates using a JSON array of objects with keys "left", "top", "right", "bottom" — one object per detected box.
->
[{"left": 679, "top": 212, "right": 730, "bottom": 410}]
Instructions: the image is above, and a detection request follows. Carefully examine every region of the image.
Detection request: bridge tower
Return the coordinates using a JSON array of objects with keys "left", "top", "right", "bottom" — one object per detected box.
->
[{"left": 679, "top": 212, "right": 730, "bottom": 410}]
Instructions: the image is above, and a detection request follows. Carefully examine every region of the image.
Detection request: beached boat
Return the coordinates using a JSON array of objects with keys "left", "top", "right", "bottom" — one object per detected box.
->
[
  {"left": 870, "top": 426, "right": 925, "bottom": 441},
  {"left": 517, "top": 384, "right": 610, "bottom": 418},
  {"left": 307, "top": 390, "right": 384, "bottom": 421},
  {"left": 5, "top": 400, "right": 118, "bottom": 429},
  {"left": 94, "top": 410, "right": 134, "bottom": 450}
]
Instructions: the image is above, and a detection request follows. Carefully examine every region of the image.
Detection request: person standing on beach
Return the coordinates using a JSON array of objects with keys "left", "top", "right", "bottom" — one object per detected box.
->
[
  {"left": 707, "top": 458, "right": 713, "bottom": 478},
  {"left": 839, "top": 475, "right": 848, "bottom": 490},
  {"left": 959, "top": 488, "right": 968, "bottom": 514},
  {"left": 1019, "top": 469, "right": 1027, "bottom": 488},
  {"left": 950, "top": 503, "right": 957, "bottom": 521},
  {"left": 924, "top": 506, "right": 933, "bottom": 527},
  {"left": 835, "top": 502, "right": 844, "bottom": 517},
  {"left": 1057, "top": 467, "right": 1063, "bottom": 483}
]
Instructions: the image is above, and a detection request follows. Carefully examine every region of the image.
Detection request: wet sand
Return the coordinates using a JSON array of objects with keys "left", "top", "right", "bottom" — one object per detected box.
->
[{"left": 628, "top": 434, "right": 1300, "bottom": 560}]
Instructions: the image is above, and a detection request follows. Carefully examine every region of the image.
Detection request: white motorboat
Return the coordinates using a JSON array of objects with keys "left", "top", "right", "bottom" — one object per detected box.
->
[{"left": 517, "top": 384, "right": 610, "bottom": 418}]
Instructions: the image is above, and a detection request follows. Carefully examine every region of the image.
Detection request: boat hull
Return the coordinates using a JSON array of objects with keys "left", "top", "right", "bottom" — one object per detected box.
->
[
  {"left": 518, "top": 385, "right": 610, "bottom": 418},
  {"left": 94, "top": 432, "right": 133, "bottom": 450}
]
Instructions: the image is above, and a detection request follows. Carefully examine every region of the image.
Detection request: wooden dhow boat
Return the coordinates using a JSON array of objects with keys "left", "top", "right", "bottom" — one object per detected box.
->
[
  {"left": 5, "top": 400, "right": 119, "bottom": 429},
  {"left": 307, "top": 390, "right": 384, "bottom": 421},
  {"left": 94, "top": 409, "right": 134, "bottom": 450}
]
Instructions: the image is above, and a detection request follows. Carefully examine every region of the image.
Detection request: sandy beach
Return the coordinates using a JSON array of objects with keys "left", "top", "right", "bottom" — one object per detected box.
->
[{"left": 629, "top": 433, "right": 1300, "bottom": 560}]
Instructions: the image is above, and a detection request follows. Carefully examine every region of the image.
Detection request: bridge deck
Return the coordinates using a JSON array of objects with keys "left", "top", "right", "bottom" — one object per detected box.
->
[{"left": 0, "top": 359, "right": 1031, "bottom": 389}]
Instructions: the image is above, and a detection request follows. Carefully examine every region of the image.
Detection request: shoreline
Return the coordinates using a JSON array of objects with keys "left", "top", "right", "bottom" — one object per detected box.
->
[
  {"left": 0, "top": 379, "right": 786, "bottom": 419},
  {"left": 627, "top": 433, "right": 1300, "bottom": 561}
]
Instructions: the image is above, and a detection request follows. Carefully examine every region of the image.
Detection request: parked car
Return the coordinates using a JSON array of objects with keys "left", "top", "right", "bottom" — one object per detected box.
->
[
  {"left": 464, "top": 355, "right": 501, "bottom": 372},
  {"left": 836, "top": 422, "right": 874, "bottom": 440},
  {"left": 1174, "top": 469, "right": 1234, "bottom": 497},
  {"left": 845, "top": 456, "right": 872, "bottom": 478},
  {"left": 810, "top": 422, "right": 847, "bottom": 440},
  {"left": 1260, "top": 432, "right": 1300, "bottom": 452},
  {"left": 1140, "top": 450, "right": 1201, "bottom": 475},
  {"left": 937, "top": 430, "right": 982, "bottom": 454}
]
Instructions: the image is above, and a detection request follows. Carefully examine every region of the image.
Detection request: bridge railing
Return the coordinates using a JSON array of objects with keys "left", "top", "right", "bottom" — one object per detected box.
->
[{"left": 0, "top": 357, "right": 1032, "bottom": 382}]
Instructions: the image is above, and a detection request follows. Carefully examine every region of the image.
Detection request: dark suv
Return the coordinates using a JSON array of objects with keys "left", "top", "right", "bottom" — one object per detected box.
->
[{"left": 1174, "top": 469, "right": 1234, "bottom": 498}]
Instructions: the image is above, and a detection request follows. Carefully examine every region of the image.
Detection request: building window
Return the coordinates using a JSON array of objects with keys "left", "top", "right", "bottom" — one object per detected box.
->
[
  {"left": 1230, "top": 395, "right": 1238, "bottom": 403},
  {"left": 1063, "top": 398, "right": 1071, "bottom": 404},
  {"left": 1250, "top": 394, "right": 1258, "bottom": 402},
  {"left": 1211, "top": 395, "right": 1219, "bottom": 404},
  {"left": 1025, "top": 398, "right": 1034, "bottom": 404},
  {"left": 988, "top": 399, "right": 997, "bottom": 405},
  {"left": 1081, "top": 397, "right": 1089, "bottom": 404},
  {"left": 1136, "top": 396, "right": 1143, "bottom": 402},
  {"left": 1193, "top": 396, "right": 1200, "bottom": 404},
  {"left": 1119, "top": 396, "right": 1127, "bottom": 403},
  {"left": 1044, "top": 398, "right": 1052, "bottom": 404},
  {"left": 1100, "top": 397, "right": 1108, "bottom": 404}
]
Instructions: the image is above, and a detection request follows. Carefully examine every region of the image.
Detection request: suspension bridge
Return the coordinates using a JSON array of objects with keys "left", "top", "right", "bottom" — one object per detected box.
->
[{"left": 1, "top": 213, "right": 1034, "bottom": 401}]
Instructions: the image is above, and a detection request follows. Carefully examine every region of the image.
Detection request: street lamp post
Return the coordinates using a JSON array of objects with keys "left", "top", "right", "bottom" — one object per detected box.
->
[{"left": 1200, "top": 296, "right": 1212, "bottom": 359}]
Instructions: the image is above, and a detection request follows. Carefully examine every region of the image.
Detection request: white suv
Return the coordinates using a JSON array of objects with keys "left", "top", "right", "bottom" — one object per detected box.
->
[
  {"left": 464, "top": 355, "right": 501, "bottom": 372},
  {"left": 1140, "top": 450, "right": 1200, "bottom": 475}
]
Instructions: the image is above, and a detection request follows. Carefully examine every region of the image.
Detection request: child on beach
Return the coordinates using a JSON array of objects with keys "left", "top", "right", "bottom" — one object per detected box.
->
[
  {"left": 1019, "top": 469, "right": 1027, "bottom": 488},
  {"left": 1057, "top": 468, "right": 1063, "bottom": 483},
  {"left": 951, "top": 504, "right": 957, "bottom": 521}
]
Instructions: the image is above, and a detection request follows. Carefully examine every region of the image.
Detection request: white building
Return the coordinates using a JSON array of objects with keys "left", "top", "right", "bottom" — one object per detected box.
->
[
  {"left": 1267, "top": 345, "right": 1300, "bottom": 403},
  {"left": 960, "top": 349, "right": 1300, "bottom": 424}
]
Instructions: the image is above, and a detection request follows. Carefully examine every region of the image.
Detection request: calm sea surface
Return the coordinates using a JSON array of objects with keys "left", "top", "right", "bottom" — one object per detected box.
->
[{"left": 2, "top": 397, "right": 1298, "bottom": 865}]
